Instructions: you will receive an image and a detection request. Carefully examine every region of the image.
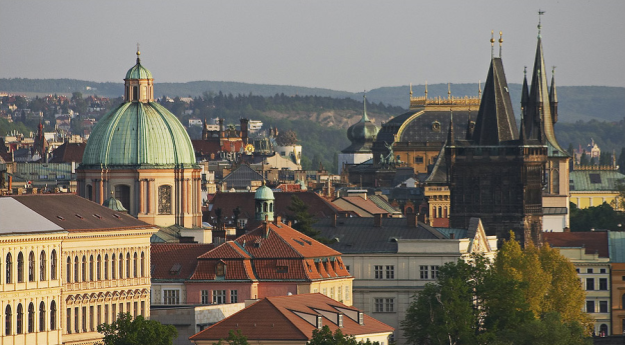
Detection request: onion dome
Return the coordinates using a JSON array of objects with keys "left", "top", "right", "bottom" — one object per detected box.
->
[
  {"left": 343, "top": 94, "right": 379, "bottom": 154},
  {"left": 81, "top": 51, "right": 196, "bottom": 169},
  {"left": 255, "top": 182, "right": 274, "bottom": 200}
]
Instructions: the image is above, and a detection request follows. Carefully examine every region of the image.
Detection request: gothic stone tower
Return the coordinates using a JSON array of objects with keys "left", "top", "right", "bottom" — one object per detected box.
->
[{"left": 447, "top": 43, "right": 547, "bottom": 246}]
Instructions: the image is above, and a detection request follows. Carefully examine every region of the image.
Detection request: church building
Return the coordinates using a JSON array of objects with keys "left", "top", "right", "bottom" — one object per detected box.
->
[{"left": 77, "top": 50, "right": 202, "bottom": 228}]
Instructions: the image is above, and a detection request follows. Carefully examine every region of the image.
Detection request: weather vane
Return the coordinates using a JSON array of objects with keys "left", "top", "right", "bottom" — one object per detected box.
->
[{"left": 538, "top": 10, "right": 545, "bottom": 38}]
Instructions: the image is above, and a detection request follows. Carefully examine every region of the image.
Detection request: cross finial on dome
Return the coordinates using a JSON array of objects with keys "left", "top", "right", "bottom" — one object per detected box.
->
[
  {"left": 362, "top": 91, "right": 369, "bottom": 122},
  {"left": 136, "top": 43, "right": 141, "bottom": 64}
]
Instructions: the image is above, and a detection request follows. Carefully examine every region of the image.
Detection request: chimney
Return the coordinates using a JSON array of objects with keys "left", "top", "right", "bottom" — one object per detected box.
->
[
  {"left": 274, "top": 215, "right": 281, "bottom": 225},
  {"left": 240, "top": 118, "right": 249, "bottom": 143},
  {"left": 563, "top": 227, "right": 570, "bottom": 233},
  {"left": 287, "top": 220, "right": 292, "bottom": 227},
  {"left": 263, "top": 218, "right": 270, "bottom": 238},
  {"left": 374, "top": 214, "right": 382, "bottom": 227},
  {"left": 218, "top": 118, "right": 225, "bottom": 138},
  {"left": 332, "top": 214, "right": 337, "bottom": 227},
  {"left": 407, "top": 212, "right": 417, "bottom": 227}
]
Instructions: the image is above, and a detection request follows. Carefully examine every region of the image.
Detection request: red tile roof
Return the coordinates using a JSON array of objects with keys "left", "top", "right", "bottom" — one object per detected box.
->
[
  {"left": 191, "top": 222, "right": 351, "bottom": 282},
  {"left": 190, "top": 293, "right": 393, "bottom": 342},
  {"left": 151, "top": 243, "right": 214, "bottom": 280},
  {"left": 334, "top": 196, "right": 387, "bottom": 216},
  {"left": 49, "top": 142, "right": 86, "bottom": 163},
  {"left": 543, "top": 232, "right": 609, "bottom": 258}
]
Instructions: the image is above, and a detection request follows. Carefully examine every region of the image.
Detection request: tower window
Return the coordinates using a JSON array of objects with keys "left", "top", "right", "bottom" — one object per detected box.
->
[
  {"left": 132, "top": 86, "right": 138, "bottom": 101},
  {"left": 158, "top": 185, "right": 172, "bottom": 214}
]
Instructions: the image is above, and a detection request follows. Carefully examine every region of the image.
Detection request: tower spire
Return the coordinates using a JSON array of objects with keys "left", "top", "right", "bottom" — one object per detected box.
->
[
  {"left": 478, "top": 80, "right": 482, "bottom": 99},
  {"left": 550, "top": 66, "right": 558, "bottom": 124},
  {"left": 538, "top": 10, "right": 545, "bottom": 38},
  {"left": 362, "top": 91, "right": 369, "bottom": 122},
  {"left": 498, "top": 31, "right": 503, "bottom": 58}
]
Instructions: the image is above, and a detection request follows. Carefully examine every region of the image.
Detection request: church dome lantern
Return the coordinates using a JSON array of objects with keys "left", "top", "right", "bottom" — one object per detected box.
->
[{"left": 255, "top": 182, "right": 274, "bottom": 221}]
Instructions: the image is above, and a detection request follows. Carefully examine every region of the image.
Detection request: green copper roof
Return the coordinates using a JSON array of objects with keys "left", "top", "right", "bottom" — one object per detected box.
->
[
  {"left": 255, "top": 184, "right": 274, "bottom": 200},
  {"left": 103, "top": 194, "right": 128, "bottom": 212},
  {"left": 125, "top": 60, "right": 153, "bottom": 80},
  {"left": 81, "top": 102, "right": 196, "bottom": 169}
]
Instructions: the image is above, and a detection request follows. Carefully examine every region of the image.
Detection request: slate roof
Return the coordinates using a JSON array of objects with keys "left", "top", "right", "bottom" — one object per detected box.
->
[
  {"left": 151, "top": 243, "right": 214, "bottom": 281},
  {"left": 222, "top": 165, "right": 264, "bottom": 190},
  {"left": 332, "top": 196, "right": 387, "bottom": 216},
  {"left": 543, "top": 232, "right": 609, "bottom": 258},
  {"left": 368, "top": 195, "right": 402, "bottom": 215},
  {"left": 569, "top": 170, "right": 625, "bottom": 191},
  {"left": 191, "top": 222, "right": 350, "bottom": 282},
  {"left": 206, "top": 191, "right": 341, "bottom": 225},
  {"left": 313, "top": 217, "right": 445, "bottom": 254},
  {"left": 375, "top": 110, "right": 474, "bottom": 146},
  {"left": 5, "top": 194, "right": 152, "bottom": 231},
  {"left": 189, "top": 293, "right": 393, "bottom": 342},
  {"left": 49, "top": 142, "right": 86, "bottom": 163}
]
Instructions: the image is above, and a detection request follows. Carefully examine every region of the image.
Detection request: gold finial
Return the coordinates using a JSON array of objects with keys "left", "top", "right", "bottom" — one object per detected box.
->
[
  {"left": 447, "top": 83, "right": 451, "bottom": 100},
  {"left": 410, "top": 83, "right": 413, "bottom": 97},
  {"left": 425, "top": 81, "right": 428, "bottom": 98},
  {"left": 136, "top": 43, "right": 141, "bottom": 64},
  {"left": 498, "top": 31, "right": 503, "bottom": 58},
  {"left": 490, "top": 30, "right": 495, "bottom": 59}
]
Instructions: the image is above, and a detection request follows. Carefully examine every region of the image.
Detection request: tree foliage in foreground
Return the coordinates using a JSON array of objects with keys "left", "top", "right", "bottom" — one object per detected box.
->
[
  {"left": 401, "top": 235, "right": 591, "bottom": 345},
  {"left": 306, "top": 325, "right": 380, "bottom": 345},
  {"left": 97, "top": 313, "right": 178, "bottom": 345},
  {"left": 213, "top": 329, "right": 250, "bottom": 345}
]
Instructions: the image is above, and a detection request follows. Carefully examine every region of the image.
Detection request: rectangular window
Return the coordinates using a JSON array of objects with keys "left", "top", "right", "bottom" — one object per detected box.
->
[
  {"left": 90, "top": 306, "right": 94, "bottom": 331},
  {"left": 163, "top": 290, "right": 180, "bottom": 305},
  {"left": 141, "top": 301, "right": 145, "bottom": 316},
  {"left": 201, "top": 290, "right": 209, "bottom": 304},
  {"left": 346, "top": 265, "right": 350, "bottom": 273},
  {"left": 338, "top": 286, "right": 343, "bottom": 301},
  {"left": 587, "top": 300, "right": 595, "bottom": 313},
  {"left": 323, "top": 288, "right": 327, "bottom": 296},
  {"left": 599, "top": 278, "right": 608, "bottom": 290},
  {"left": 104, "top": 305, "right": 109, "bottom": 325},
  {"left": 587, "top": 268, "right": 594, "bottom": 274},
  {"left": 97, "top": 305, "right": 101, "bottom": 327},
  {"left": 431, "top": 265, "right": 439, "bottom": 280},
  {"left": 385, "top": 265, "right": 395, "bottom": 279},
  {"left": 213, "top": 290, "right": 226, "bottom": 304},
  {"left": 112, "top": 304, "right": 116, "bottom": 322},
  {"left": 230, "top": 290, "right": 238, "bottom": 303},
  {"left": 600, "top": 268, "right": 607, "bottom": 274},
  {"left": 134, "top": 302, "right": 138, "bottom": 318},
  {"left": 67, "top": 308, "right": 72, "bottom": 334},
  {"left": 586, "top": 278, "right": 595, "bottom": 291},
  {"left": 600, "top": 301, "right": 608, "bottom": 313},
  {"left": 82, "top": 306, "right": 87, "bottom": 332},
  {"left": 375, "top": 298, "right": 395, "bottom": 312},
  {"left": 374, "top": 265, "right": 383, "bottom": 279},
  {"left": 345, "top": 286, "right": 350, "bottom": 301},
  {"left": 330, "top": 287, "right": 335, "bottom": 299},
  {"left": 420, "top": 265, "right": 429, "bottom": 279},
  {"left": 414, "top": 156, "right": 424, "bottom": 164},
  {"left": 74, "top": 307, "right": 79, "bottom": 334},
  {"left": 576, "top": 268, "right": 580, "bottom": 273}
]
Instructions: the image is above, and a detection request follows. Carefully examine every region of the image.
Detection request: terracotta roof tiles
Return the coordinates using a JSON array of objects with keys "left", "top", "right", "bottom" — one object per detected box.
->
[
  {"left": 543, "top": 231, "right": 609, "bottom": 258},
  {"left": 151, "top": 243, "right": 214, "bottom": 280}
]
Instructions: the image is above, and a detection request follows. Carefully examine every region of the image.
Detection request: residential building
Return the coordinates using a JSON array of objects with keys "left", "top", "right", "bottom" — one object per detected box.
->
[
  {"left": 189, "top": 293, "right": 394, "bottom": 345},
  {"left": 314, "top": 216, "right": 496, "bottom": 344},
  {"left": 569, "top": 166, "right": 625, "bottom": 211}
]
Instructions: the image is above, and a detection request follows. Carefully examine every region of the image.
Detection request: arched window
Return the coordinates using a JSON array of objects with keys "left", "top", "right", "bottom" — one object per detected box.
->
[
  {"left": 89, "top": 255, "right": 94, "bottom": 281},
  {"left": 28, "top": 251, "right": 35, "bottom": 282},
  {"left": 6, "top": 253, "right": 12, "bottom": 283},
  {"left": 112, "top": 254, "right": 116, "bottom": 280},
  {"left": 97, "top": 255, "right": 102, "bottom": 280},
  {"left": 133, "top": 253, "right": 138, "bottom": 278},
  {"left": 132, "top": 86, "right": 138, "bottom": 101},
  {"left": 51, "top": 250, "right": 57, "bottom": 280},
  {"left": 443, "top": 206, "right": 448, "bottom": 218},
  {"left": 115, "top": 185, "right": 131, "bottom": 211},
  {"left": 600, "top": 324, "right": 608, "bottom": 336},
  {"left": 40, "top": 250, "right": 47, "bottom": 281},
  {"left": 158, "top": 185, "right": 172, "bottom": 214},
  {"left": 16, "top": 304, "right": 23, "bottom": 334},
  {"left": 17, "top": 252, "right": 24, "bottom": 283},
  {"left": 126, "top": 253, "right": 131, "bottom": 278},
  {"left": 5, "top": 305, "right": 12, "bottom": 335},
  {"left": 104, "top": 254, "right": 109, "bottom": 280},
  {"left": 28, "top": 303, "right": 34, "bottom": 333},
  {"left": 74, "top": 256, "right": 79, "bottom": 283},
  {"left": 141, "top": 252, "right": 145, "bottom": 277},
  {"left": 39, "top": 301, "right": 46, "bottom": 332},
  {"left": 50, "top": 301, "right": 57, "bottom": 330},
  {"left": 269, "top": 203, "right": 273, "bottom": 212},
  {"left": 438, "top": 206, "right": 442, "bottom": 218},
  {"left": 86, "top": 185, "right": 93, "bottom": 201},
  {"left": 119, "top": 253, "right": 123, "bottom": 279},
  {"left": 263, "top": 202, "right": 268, "bottom": 212},
  {"left": 82, "top": 256, "right": 87, "bottom": 282}
]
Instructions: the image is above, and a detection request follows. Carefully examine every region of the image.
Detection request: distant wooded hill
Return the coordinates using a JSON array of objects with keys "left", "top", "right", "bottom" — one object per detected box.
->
[{"left": 1, "top": 78, "right": 623, "bottom": 123}]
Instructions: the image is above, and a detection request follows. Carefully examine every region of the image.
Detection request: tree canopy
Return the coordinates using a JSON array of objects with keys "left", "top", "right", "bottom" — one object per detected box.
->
[
  {"left": 401, "top": 236, "right": 591, "bottom": 345},
  {"left": 306, "top": 325, "right": 380, "bottom": 345},
  {"left": 213, "top": 329, "right": 250, "bottom": 345},
  {"left": 97, "top": 312, "right": 178, "bottom": 345}
]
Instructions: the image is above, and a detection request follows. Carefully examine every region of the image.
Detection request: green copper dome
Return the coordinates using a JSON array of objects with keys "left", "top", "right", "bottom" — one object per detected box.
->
[
  {"left": 125, "top": 58, "right": 153, "bottom": 79},
  {"left": 81, "top": 102, "right": 196, "bottom": 169},
  {"left": 255, "top": 184, "right": 274, "bottom": 200}
]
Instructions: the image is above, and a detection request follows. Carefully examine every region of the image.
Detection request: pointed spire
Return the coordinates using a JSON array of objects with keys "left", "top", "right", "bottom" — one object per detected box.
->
[
  {"left": 498, "top": 31, "right": 503, "bottom": 58},
  {"left": 521, "top": 66, "right": 529, "bottom": 108},
  {"left": 490, "top": 30, "right": 495, "bottom": 60},
  {"left": 550, "top": 66, "right": 558, "bottom": 124},
  {"left": 362, "top": 92, "right": 369, "bottom": 122},
  {"left": 447, "top": 108, "right": 455, "bottom": 145},
  {"left": 520, "top": 103, "right": 527, "bottom": 144}
]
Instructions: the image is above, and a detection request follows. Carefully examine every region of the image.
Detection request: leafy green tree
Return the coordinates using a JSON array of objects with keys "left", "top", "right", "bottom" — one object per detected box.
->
[
  {"left": 97, "top": 312, "right": 178, "bottom": 345},
  {"left": 306, "top": 325, "right": 380, "bottom": 345},
  {"left": 213, "top": 329, "right": 249, "bottom": 345},
  {"left": 580, "top": 151, "right": 589, "bottom": 165},
  {"left": 570, "top": 201, "right": 625, "bottom": 231},
  {"left": 493, "top": 312, "right": 591, "bottom": 345},
  {"left": 286, "top": 195, "right": 321, "bottom": 239}
]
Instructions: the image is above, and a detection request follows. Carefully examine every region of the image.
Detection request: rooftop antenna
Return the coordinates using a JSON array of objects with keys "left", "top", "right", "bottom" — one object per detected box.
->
[
  {"left": 498, "top": 31, "right": 503, "bottom": 58},
  {"left": 538, "top": 9, "right": 545, "bottom": 38},
  {"left": 490, "top": 30, "right": 495, "bottom": 59}
]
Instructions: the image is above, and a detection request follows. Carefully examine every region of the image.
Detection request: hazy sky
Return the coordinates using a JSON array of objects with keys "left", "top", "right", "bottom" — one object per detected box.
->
[{"left": 1, "top": 1, "right": 623, "bottom": 92}]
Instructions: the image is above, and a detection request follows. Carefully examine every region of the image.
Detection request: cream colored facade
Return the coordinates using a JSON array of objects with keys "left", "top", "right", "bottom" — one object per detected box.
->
[
  {"left": 1, "top": 232, "right": 65, "bottom": 345},
  {"left": 78, "top": 168, "right": 203, "bottom": 228},
  {"left": 61, "top": 228, "right": 156, "bottom": 345},
  {"left": 298, "top": 278, "right": 354, "bottom": 306},
  {"left": 342, "top": 226, "right": 496, "bottom": 345}
]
